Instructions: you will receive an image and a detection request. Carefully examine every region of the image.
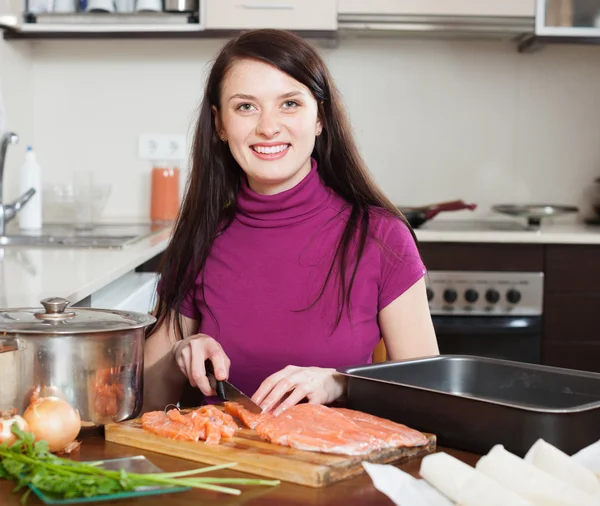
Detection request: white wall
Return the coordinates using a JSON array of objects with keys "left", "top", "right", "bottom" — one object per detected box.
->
[
  {"left": 0, "top": 37, "right": 33, "bottom": 202},
  {"left": 25, "top": 35, "right": 600, "bottom": 221}
]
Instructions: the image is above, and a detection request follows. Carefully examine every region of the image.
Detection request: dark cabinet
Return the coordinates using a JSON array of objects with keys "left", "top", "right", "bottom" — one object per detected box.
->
[
  {"left": 419, "top": 241, "right": 600, "bottom": 373},
  {"left": 543, "top": 245, "right": 600, "bottom": 372}
]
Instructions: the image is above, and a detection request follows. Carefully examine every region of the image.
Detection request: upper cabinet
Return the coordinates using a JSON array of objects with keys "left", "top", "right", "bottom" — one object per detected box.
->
[
  {"left": 0, "top": 0, "right": 21, "bottom": 29},
  {"left": 337, "top": 0, "right": 535, "bottom": 39},
  {"left": 204, "top": 0, "right": 337, "bottom": 31},
  {"left": 338, "top": 0, "right": 535, "bottom": 18}
]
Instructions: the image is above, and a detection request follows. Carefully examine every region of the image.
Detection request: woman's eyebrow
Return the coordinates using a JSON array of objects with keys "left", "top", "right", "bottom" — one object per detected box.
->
[{"left": 228, "top": 91, "right": 304, "bottom": 102}]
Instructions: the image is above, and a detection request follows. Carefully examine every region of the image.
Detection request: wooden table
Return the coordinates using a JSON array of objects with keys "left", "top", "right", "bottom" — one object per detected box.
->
[{"left": 1, "top": 436, "right": 480, "bottom": 505}]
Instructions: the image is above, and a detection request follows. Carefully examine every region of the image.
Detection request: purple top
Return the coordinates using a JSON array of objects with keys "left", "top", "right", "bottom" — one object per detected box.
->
[{"left": 178, "top": 159, "right": 426, "bottom": 396}]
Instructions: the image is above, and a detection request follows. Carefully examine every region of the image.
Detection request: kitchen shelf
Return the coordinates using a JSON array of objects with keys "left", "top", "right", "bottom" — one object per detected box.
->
[{"left": 2, "top": 22, "right": 338, "bottom": 39}]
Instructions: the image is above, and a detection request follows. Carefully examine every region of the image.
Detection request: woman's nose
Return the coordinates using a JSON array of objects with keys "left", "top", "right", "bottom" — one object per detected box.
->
[{"left": 256, "top": 111, "right": 281, "bottom": 138}]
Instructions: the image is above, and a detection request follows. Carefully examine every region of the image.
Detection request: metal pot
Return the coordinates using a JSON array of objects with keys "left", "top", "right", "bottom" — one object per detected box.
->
[
  {"left": 397, "top": 200, "right": 477, "bottom": 228},
  {"left": 0, "top": 297, "right": 155, "bottom": 429}
]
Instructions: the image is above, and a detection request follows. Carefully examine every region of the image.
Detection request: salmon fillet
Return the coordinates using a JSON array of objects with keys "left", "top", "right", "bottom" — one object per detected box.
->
[
  {"left": 255, "top": 404, "right": 379, "bottom": 455},
  {"left": 331, "top": 408, "right": 428, "bottom": 447},
  {"left": 142, "top": 406, "right": 238, "bottom": 444},
  {"left": 225, "top": 402, "right": 427, "bottom": 455},
  {"left": 223, "top": 401, "right": 269, "bottom": 429},
  {"left": 141, "top": 411, "right": 201, "bottom": 442}
]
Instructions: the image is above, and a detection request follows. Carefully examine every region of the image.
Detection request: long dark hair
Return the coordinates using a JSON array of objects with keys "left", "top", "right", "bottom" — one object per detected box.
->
[{"left": 149, "top": 29, "right": 413, "bottom": 339}]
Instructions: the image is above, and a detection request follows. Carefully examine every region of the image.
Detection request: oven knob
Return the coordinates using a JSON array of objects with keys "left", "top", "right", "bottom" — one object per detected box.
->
[
  {"left": 426, "top": 288, "right": 434, "bottom": 302},
  {"left": 506, "top": 289, "right": 522, "bottom": 304},
  {"left": 464, "top": 289, "right": 479, "bottom": 303},
  {"left": 443, "top": 289, "right": 458, "bottom": 303},
  {"left": 485, "top": 289, "right": 500, "bottom": 304}
]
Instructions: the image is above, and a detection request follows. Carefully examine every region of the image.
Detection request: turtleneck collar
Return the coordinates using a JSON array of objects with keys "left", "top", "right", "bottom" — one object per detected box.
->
[{"left": 235, "top": 158, "right": 332, "bottom": 228}]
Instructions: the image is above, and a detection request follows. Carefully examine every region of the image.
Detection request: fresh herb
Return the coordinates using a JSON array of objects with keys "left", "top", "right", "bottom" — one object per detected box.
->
[{"left": 0, "top": 425, "right": 279, "bottom": 504}]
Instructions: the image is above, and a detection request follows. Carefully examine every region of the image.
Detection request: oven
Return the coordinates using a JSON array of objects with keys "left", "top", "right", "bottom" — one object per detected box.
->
[{"left": 426, "top": 271, "right": 544, "bottom": 364}]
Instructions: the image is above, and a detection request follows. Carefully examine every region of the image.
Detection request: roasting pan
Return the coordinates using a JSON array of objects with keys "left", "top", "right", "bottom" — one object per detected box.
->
[{"left": 337, "top": 355, "right": 600, "bottom": 457}]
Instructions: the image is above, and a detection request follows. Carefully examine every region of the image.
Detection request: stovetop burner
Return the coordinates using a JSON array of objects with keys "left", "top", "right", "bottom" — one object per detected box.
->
[{"left": 419, "top": 220, "right": 532, "bottom": 232}]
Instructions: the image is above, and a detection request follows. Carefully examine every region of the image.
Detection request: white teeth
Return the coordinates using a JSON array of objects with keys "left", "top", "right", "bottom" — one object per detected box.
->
[{"left": 253, "top": 144, "right": 289, "bottom": 154}]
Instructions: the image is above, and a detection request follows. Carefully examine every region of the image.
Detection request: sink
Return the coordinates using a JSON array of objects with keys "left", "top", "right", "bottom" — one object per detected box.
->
[{"left": 0, "top": 222, "right": 170, "bottom": 249}]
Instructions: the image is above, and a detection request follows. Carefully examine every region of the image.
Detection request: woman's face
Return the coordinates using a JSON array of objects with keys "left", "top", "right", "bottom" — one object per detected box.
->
[{"left": 215, "top": 59, "right": 322, "bottom": 195}]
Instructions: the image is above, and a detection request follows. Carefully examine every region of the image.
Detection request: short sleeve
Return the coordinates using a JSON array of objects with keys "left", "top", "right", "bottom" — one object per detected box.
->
[
  {"left": 156, "top": 276, "right": 200, "bottom": 320},
  {"left": 376, "top": 216, "right": 427, "bottom": 312}
]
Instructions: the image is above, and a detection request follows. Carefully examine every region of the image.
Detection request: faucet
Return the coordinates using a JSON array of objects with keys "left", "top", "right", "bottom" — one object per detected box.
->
[{"left": 0, "top": 132, "right": 36, "bottom": 237}]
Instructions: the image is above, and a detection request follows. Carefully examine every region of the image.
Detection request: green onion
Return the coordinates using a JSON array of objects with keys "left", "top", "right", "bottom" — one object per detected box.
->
[{"left": 0, "top": 425, "right": 280, "bottom": 504}]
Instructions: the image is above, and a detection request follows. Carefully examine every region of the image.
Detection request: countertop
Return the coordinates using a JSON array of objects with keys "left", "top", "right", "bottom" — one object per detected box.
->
[
  {"left": 0, "top": 226, "right": 172, "bottom": 308},
  {"left": 0, "top": 436, "right": 479, "bottom": 506},
  {"left": 2, "top": 218, "right": 600, "bottom": 310},
  {"left": 414, "top": 220, "right": 600, "bottom": 244}
]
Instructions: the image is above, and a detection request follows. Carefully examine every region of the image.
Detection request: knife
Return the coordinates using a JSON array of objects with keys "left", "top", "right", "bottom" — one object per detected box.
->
[{"left": 204, "top": 359, "right": 263, "bottom": 414}]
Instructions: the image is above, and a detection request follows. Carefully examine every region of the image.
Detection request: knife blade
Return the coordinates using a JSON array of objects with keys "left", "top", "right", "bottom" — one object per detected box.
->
[{"left": 204, "top": 359, "right": 263, "bottom": 414}]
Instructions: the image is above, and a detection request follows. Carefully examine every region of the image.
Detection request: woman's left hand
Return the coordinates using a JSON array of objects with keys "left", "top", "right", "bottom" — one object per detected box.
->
[{"left": 251, "top": 365, "right": 347, "bottom": 416}]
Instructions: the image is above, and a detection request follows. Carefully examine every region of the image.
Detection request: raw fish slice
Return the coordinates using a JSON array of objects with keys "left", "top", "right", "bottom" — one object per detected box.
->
[
  {"left": 141, "top": 411, "right": 200, "bottom": 442},
  {"left": 255, "top": 404, "right": 380, "bottom": 456},
  {"left": 332, "top": 408, "right": 429, "bottom": 448},
  {"left": 224, "top": 401, "right": 269, "bottom": 429}
]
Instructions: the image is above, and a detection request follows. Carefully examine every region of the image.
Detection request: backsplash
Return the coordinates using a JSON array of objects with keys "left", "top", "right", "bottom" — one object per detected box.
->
[
  {"left": 0, "top": 38, "right": 34, "bottom": 205},
  {"left": 4, "top": 35, "right": 600, "bottom": 221}
]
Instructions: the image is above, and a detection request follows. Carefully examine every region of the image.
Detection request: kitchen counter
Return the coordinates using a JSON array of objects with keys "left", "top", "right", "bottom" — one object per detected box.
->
[
  {"left": 0, "top": 436, "right": 479, "bottom": 506},
  {"left": 0, "top": 226, "right": 172, "bottom": 308},
  {"left": 415, "top": 220, "right": 600, "bottom": 244}
]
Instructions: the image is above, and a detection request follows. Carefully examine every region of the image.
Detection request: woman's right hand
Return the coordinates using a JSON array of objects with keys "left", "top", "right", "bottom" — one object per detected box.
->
[{"left": 171, "top": 334, "right": 230, "bottom": 396}]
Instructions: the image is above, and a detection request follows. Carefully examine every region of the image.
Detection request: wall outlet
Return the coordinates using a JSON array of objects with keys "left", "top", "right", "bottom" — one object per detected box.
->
[{"left": 138, "top": 134, "right": 187, "bottom": 161}]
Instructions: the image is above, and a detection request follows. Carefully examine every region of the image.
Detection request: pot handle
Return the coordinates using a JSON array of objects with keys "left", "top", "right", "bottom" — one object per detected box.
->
[
  {"left": 424, "top": 200, "right": 477, "bottom": 219},
  {"left": 0, "top": 337, "right": 25, "bottom": 354}
]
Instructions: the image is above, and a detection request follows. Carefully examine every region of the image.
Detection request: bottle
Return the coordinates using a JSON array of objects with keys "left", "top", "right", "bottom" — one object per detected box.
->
[
  {"left": 19, "top": 146, "right": 43, "bottom": 230},
  {"left": 150, "top": 162, "right": 180, "bottom": 222}
]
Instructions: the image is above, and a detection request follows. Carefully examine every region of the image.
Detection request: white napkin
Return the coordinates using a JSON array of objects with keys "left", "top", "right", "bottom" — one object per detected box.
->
[
  {"left": 573, "top": 440, "right": 600, "bottom": 478},
  {"left": 362, "top": 438, "right": 600, "bottom": 506},
  {"left": 362, "top": 462, "right": 452, "bottom": 506},
  {"left": 525, "top": 439, "right": 600, "bottom": 495}
]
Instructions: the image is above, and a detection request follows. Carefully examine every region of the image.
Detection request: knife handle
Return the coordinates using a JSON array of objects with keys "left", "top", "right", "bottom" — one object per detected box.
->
[{"left": 204, "top": 358, "right": 227, "bottom": 401}]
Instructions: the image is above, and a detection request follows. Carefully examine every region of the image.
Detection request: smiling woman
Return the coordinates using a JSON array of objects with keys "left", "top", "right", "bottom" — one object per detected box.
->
[
  {"left": 143, "top": 29, "right": 439, "bottom": 416},
  {"left": 214, "top": 59, "right": 322, "bottom": 195}
]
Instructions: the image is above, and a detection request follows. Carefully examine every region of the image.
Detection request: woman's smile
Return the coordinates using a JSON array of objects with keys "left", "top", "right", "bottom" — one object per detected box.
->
[{"left": 250, "top": 142, "right": 291, "bottom": 160}]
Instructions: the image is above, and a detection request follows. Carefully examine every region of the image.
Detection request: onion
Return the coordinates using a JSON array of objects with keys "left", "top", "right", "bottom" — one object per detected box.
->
[
  {"left": 0, "top": 409, "right": 29, "bottom": 445},
  {"left": 23, "top": 397, "right": 81, "bottom": 453}
]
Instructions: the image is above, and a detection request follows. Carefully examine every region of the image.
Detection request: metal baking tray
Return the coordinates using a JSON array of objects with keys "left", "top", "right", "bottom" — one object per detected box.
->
[{"left": 337, "top": 355, "right": 600, "bottom": 456}]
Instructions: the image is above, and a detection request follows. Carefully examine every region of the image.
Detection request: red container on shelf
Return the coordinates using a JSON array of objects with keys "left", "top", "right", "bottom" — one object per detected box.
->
[{"left": 150, "top": 163, "right": 180, "bottom": 222}]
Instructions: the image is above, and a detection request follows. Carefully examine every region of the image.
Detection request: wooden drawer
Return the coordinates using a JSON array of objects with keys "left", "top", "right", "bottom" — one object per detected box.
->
[
  {"left": 545, "top": 245, "right": 600, "bottom": 293},
  {"left": 204, "top": 0, "right": 338, "bottom": 31},
  {"left": 418, "top": 242, "right": 544, "bottom": 272},
  {"left": 543, "top": 343, "right": 600, "bottom": 373},
  {"left": 543, "top": 293, "right": 600, "bottom": 343}
]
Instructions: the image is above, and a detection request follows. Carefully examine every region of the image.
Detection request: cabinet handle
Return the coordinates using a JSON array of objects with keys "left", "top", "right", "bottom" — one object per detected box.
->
[{"left": 239, "top": 3, "right": 295, "bottom": 10}]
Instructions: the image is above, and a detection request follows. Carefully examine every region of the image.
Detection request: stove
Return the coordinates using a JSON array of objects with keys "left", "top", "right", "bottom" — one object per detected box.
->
[
  {"left": 426, "top": 270, "right": 544, "bottom": 364},
  {"left": 419, "top": 219, "right": 531, "bottom": 232},
  {"left": 426, "top": 271, "right": 544, "bottom": 316}
]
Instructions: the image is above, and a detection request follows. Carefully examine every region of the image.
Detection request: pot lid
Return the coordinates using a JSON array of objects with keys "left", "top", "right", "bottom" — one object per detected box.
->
[{"left": 0, "top": 297, "right": 156, "bottom": 335}]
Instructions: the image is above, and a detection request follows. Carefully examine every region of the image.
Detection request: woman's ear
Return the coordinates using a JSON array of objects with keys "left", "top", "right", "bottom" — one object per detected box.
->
[
  {"left": 316, "top": 117, "right": 323, "bottom": 137},
  {"left": 212, "top": 105, "right": 227, "bottom": 142}
]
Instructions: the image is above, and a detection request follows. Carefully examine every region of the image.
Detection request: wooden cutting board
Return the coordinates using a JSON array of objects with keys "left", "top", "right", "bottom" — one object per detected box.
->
[{"left": 104, "top": 410, "right": 436, "bottom": 488}]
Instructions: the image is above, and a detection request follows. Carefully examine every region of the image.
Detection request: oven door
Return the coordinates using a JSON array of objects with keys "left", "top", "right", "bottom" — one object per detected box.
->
[{"left": 432, "top": 315, "right": 542, "bottom": 364}]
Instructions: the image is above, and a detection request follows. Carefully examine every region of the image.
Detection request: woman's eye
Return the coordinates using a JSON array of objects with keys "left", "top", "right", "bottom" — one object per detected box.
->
[
  {"left": 282, "top": 100, "right": 299, "bottom": 109},
  {"left": 237, "top": 103, "right": 256, "bottom": 112}
]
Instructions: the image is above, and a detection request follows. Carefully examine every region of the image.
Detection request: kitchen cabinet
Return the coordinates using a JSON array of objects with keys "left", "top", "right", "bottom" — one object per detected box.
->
[
  {"left": 420, "top": 241, "right": 600, "bottom": 374},
  {"left": 542, "top": 245, "right": 600, "bottom": 372},
  {"left": 337, "top": 0, "right": 535, "bottom": 39},
  {"left": 0, "top": 0, "right": 21, "bottom": 29},
  {"left": 204, "top": 0, "right": 337, "bottom": 31},
  {"left": 338, "top": 0, "right": 535, "bottom": 18}
]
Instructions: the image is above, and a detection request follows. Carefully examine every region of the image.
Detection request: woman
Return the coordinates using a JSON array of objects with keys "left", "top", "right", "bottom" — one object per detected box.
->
[{"left": 144, "top": 29, "right": 438, "bottom": 415}]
